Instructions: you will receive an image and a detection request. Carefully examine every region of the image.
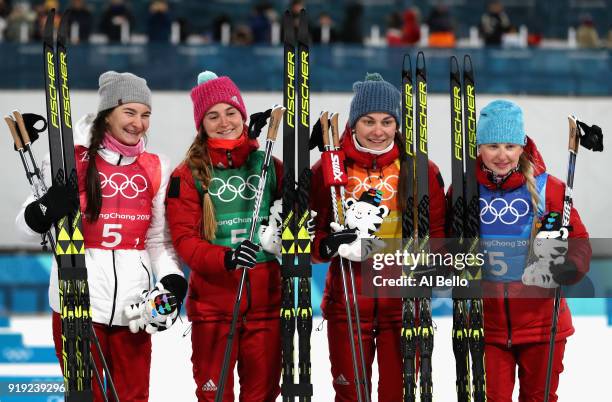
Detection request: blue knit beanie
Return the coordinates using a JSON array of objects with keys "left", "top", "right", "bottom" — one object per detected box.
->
[
  {"left": 476, "top": 100, "right": 526, "bottom": 145},
  {"left": 348, "top": 73, "right": 401, "bottom": 128}
]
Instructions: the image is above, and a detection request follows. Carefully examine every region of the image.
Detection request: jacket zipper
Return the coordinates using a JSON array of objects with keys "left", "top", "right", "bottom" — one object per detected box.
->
[
  {"left": 141, "top": 260, "right": 151, "bottom": 291},
  {"left": 504, "top": 283, "right": 512, "bottom": 348},
  {"left": 108, "top": 250, "right": 119, "bottom": 327}
]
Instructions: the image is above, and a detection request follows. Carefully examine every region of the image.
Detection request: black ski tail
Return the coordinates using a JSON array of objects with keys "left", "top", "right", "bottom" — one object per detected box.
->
[
  {"left": 280, "top": 8, "right": 298, "bottom": 402},
  {"left": 400, "top": 53, "right": 417, "bottom": 402},
  {"left": 462, "top": 54, "right": 486, "bottom": 402},
  {"left": 450, "top": 55, "right": 472, "bottom": 402},
  {"left": 415, "top": 51, "right": 433, "bottom": 402}
]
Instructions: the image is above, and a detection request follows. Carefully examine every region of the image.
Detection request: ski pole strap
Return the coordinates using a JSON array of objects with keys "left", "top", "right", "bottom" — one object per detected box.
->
[
  {"left": 281, "top": 382, "right": 314, "bottom": 398},
  {"left": 280, "top": 265, "right": 312, "bottom": 278},
  {"left": 321, "top": 150, "right": 348, "bottom": 187}
]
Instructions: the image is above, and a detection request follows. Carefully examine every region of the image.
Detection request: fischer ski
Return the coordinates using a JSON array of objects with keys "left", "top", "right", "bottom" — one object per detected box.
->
[
  {"left": 400, "top": 51, "right": 433, "bottom": 402},
  {"left": 400, "top": 54, "right": 418, "bottom": 402},
  {"left": 43, "top": 10, "right": 93, "bottom": 401},
  {"left": 415, "top": 51, "right": 434, "bottom": 402},
  {"left": 449, "top": 54, "right": 486, "bottom": 402},
  {"left": 280, "top": 8, "right": 313, "bottom": 402}
]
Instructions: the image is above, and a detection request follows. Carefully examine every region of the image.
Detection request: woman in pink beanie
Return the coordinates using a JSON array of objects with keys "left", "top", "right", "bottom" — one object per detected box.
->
[{"left": 166, "top": 71, "right": 284, "bottom": 401}]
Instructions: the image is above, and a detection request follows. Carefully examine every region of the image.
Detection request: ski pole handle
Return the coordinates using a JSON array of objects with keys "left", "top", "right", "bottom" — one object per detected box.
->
[
  {"left": 5, "top": 116, "right": 24, "bottom": 150},
  {"left": 330, "top": 112, "right": 340, "bottom": 148},
  {"left": 568, "top": 115, "right": 579, "bottom": 154},
  {"left": 320, "top": 111, "right": 330, "bottom": 148},
  {"left": 267, "top": 105, "right": 285, "bottom": 141},
  {"left": 13, "top": 111, "right": 32, "bottom": 145}
]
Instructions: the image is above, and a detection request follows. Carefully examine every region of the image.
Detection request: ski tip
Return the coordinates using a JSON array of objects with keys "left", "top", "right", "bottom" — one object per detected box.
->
[
  {"left": 463, "top": 54, "right": 474, "bottom": 74},
  {"left": 297, "top": 9, "right": 309, "bottom": 43},
  {"left": 402, "top": 54, "right": 411, "bottom": 73},
  {"left": 450, "top": 55, "right": 459, "bottom": 73},
  {"left": 417, "top": 51, "right": 426, "bottom": 70},
  {"left": 282, "top": 10, "right": 295, "bottom": 44},
  {"left": 57, "top": 10, "right": 72, "bottom": 46},
  {"left": 43, "top": 9, "right": 55, "bottom": 44}
]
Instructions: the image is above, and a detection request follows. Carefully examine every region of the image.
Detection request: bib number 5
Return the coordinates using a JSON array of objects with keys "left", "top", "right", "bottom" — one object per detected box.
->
[{"left": 101, "top": 223, "right": 123, "bottom": 248}]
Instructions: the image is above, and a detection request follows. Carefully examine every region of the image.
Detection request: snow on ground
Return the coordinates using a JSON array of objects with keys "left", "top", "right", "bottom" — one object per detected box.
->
[{"left": 2, "top": 315, "right": 611, "bottom": 401}]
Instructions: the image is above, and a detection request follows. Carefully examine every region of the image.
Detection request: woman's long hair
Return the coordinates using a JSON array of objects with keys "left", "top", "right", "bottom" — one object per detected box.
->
[
  {"left": 185, "top": 127, "right": 217, "bottom": 241},
  {"left": 519, "top": 151, "right": 541, "bottom": 243},
  {"left": 84, "top": 110, "right": 112, "bottom": 221}
]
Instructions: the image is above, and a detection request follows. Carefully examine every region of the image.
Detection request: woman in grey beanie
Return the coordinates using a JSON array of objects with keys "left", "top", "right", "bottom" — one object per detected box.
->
[
  {"left": 309, "top": 72, "right": 447, "bottom": 401},
  {"left": 16, "top": 71, "right": 187, "bottom": 401}
]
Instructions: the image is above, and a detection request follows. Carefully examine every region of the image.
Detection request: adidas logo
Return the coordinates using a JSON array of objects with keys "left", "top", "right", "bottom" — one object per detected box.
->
[
  {"left": 202, "top": 379, "right": 217, "bottom": 392},
  {"left": 334, "top": 374, "right": 350, "bottom": 386},
  {"left": 39, "top": 203, "right": 48, "bottom": 216}
]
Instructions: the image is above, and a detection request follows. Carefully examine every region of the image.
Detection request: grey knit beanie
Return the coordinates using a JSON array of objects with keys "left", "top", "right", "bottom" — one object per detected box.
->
[
  {"left": 97, "top": 71, "right": 152, "bottom": 112},
  {"left": 348, "top": 72, "right": 401, "bottom": 128}
]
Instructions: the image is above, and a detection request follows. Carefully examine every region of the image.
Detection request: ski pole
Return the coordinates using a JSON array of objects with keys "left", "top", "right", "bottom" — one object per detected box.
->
[
  {"left": 543, "top": 115, "right": 603, "bottom": 402},
  {"left": 7, "top": 112, "right": 119, "bottom": 400},
  {"left": 215, "top": 105, "right": 285, "bottom": 402},
  {"left": 329, "top": 112, "right": 372, "bottom": 402}
]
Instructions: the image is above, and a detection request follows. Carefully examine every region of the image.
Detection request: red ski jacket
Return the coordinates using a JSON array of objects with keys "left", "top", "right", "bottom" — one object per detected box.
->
[
  {"left": 449, "top": 137, "right": 592, "bottom": 346},
  {"left": 310, "top": 126, "right": 446, "bottom": 323},
  {"left": 166, "top": 131, "right": 283, "bottom": 322}
]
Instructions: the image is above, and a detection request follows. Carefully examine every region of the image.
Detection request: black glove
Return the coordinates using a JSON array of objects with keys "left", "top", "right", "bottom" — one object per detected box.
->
[
  {"left": 24, "top": 184, "right": 79, "bottom": 234},
  {"left": 577, "top": 121, "right": 604, "bottom": 152},
  {"left": 159, "top": 273, "right": 188, "bottom": 304},
  {"left": 224, "top": 240, "right": 260, "bottom": 271},
  {"left": 12, "top": 113, "right": 47, "bottom": 151},
  {"left": 319, "top": 229, "right": 358, "bottom": 260},
  {"left": 248, "top": 109, "right": 272, "bottom": 139},
  {"left": 309, "top": 118, "right": 326, "bottom": 151},
  {"left": 549, "top": 259, "right": 580, "bottom": 285}
]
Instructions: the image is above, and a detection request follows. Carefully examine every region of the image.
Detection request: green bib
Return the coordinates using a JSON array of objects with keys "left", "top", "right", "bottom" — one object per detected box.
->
[{"left": 195, "top": 151, "right": 276, "bottom": 263}]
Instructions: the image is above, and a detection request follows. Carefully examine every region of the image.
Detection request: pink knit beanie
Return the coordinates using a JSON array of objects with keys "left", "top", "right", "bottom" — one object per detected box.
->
[{"left": 190, "top": 71, "right": 247, "bottom": 130}]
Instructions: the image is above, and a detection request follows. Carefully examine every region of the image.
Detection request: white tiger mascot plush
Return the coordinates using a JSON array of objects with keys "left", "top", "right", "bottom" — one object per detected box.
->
[
  {"left": 331, "top": 188, "right": 390, "bottom": 262},
  {"left": 522, "top": 212, "right": 569, "bottom": 288}
]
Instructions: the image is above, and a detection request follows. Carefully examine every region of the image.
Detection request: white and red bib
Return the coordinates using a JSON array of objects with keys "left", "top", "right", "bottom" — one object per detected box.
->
[{"left": 76, "top": 146, "right": 161, "bottom": 250}]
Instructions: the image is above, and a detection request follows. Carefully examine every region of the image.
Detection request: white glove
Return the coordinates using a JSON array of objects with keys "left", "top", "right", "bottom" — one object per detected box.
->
[
  {"left": 331, "top": 221, "right": 385, "bottom": 262},
  {"left": 522, "top": 261, "right": 559, "bottom": 289},
  {"left": 124, "top": 282, "right": 179, "bottom": 334},
  {"left": 338, "top": 236, "right": 386, "bottom": 262}
]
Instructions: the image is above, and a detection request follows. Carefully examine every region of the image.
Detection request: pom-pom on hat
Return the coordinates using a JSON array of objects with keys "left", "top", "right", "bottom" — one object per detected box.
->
[
  {"left": 476, "top": 99, "right": 526, "bottom": 146},
  {"left": 97, "top": 71, "right": 152, "bottom": 112},
  {"left": 348, "top": 72, "right": 401, "bottom": 128},
  {"left": 190, "top": 71, "right": 247, "bottom": 130}
]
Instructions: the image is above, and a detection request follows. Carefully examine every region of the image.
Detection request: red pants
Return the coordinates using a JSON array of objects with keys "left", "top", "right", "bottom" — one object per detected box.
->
[
  {"left": 327, "top": 319, "right": 404, "bottom": 402},
  {"left": 52, "top": 312, "right": 152, "bottom": 402},
  {"left": 191, "top": 319, "right": 281, "bottom": 402},
  {"left": 485, "top": 340, "right": 566, "bottom": 402}
]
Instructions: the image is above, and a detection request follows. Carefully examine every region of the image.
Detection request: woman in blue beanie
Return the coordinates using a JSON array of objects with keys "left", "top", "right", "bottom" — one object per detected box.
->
[
  {"left": 309, "top": 72, "right": 447, "bottom": 401},
  {"left": 472, "top": 99, "right": 591, "bottom": 401}
]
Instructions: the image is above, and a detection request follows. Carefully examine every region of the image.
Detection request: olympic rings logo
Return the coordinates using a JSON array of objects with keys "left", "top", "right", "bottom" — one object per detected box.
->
[
  {"left": 2, "top": 347, "right": 33, "bottom": 362},
  {"left": 480, "top": 197, "right": 530, "bottom": 225},
  {"left": 100, "top": 172, "right": 148, "bottom": 199},
  {"left": 346, "top": 175, "right": 398, "bottom": 201},
  {"left": 208, "top": 175, "right": 260, "bottom": 202}
]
